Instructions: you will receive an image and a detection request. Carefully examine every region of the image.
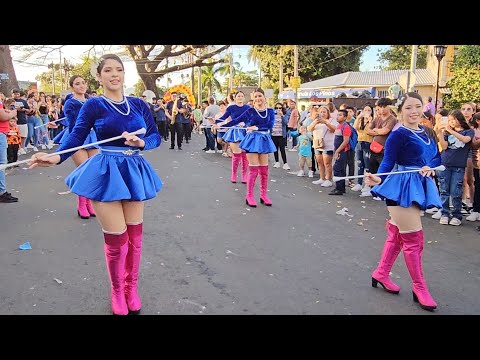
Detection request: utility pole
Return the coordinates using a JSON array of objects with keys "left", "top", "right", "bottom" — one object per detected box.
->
[
  {"left": 294, "top": 45, "right": 299, "bottom": 103},
  {"left": 406, "top": 45, "right": 418, "bottom": 92},
  {"left": 228, "top": 47, "right": 233, "bottom": 93},
  {"left": 197, "top": 66, "right": 202, "bottom": 105}
]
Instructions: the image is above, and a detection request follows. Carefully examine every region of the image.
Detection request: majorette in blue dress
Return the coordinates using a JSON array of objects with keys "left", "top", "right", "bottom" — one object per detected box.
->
[
  {"left": 53, "top": 94, "right": 97, "bottom": 147},
  {"left": 218, "top": 104, "right": 251, "bottom": 143},
  {"left": 222, "top": 107, "right": 276, "bottom": 154},
  {"left": 56, "top": 95, "right": 162, "bottom": 202},
  {"left": 371, "top": 125, "right": 442, "bottom": 210}
]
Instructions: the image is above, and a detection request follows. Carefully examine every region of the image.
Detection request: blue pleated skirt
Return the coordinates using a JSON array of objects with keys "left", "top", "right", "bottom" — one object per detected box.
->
[
  {"left": 239, "top": 131, "right": 276, "bottom": 154},
  {"left": 371, "top": 171, "right": 441, "bottom": 210},
  {"left": 223, "top": 128, "right": 246, "bottom": 143},
  {"left": 65, "top": 147, "right": 162, "bottom": 202},
  {"left": 53, "top": 128, "right": 98, "bottom": 149}
]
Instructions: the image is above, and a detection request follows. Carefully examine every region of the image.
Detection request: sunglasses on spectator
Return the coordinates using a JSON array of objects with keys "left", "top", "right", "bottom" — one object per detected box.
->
[
  {"left": 461, "top": 107, "right": 473, "bottom": 111},
  {"left": 275, "top": 107, "right": 283, "bottom": 109}
]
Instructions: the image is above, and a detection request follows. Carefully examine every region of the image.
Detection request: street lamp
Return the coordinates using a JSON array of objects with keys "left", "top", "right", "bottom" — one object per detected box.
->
[{"left": 434, "top": 45, "right": 447, "bottom": 112}]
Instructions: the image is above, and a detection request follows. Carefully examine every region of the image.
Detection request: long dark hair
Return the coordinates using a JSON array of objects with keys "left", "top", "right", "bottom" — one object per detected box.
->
[
  {"left": 97, "top": 54, "right": 124, "bottom": 74},
  {"left": 360, "top": 103, "right": 374, "bottom": 130},
  {"left": 449, "top": 109, "right": 471, "bottom": 130}
]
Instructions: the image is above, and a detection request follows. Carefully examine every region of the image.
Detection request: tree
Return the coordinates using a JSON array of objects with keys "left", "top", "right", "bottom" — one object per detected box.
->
[
  {"left": 0, "top": 45, "right": 19, "bottom": 95},
  {"left": 124, "top": 45, "right": 230, "bottom": 97},
  {"left": 12, "top": 45, "right": 231, "bottom": 98},
  {"left": 248, "top": 45, "right": 368, "bottom": 93},
  {"left": 201, "top": 64, "right": 223, "bottom": 97},
  {"left": 442, "top": 45, "right": 480, "bottom": 109},
  {"left": 134, "top": 79, "right": 146, "bottom": 96},
  {"left": 72, "top": 56, "right": 101, "bottom": 92},
  {"left": 377, "top": 45, "right": 427, "bottom": 70}
]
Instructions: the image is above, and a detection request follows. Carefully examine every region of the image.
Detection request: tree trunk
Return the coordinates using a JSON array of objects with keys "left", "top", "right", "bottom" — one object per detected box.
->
[
  {"left": 0, "top": 45, "right": 19, "bottom": 95},
  {"left": 139, "top": 73, "right": 159, "bottom": 98}
]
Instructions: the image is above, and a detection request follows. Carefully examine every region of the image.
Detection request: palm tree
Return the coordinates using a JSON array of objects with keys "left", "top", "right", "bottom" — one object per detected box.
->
[{"left": 201, "top": 64, "right": 223, "bottom": 97}]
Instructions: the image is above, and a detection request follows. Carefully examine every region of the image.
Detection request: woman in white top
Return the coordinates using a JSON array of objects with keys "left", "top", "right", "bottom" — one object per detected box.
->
[{"left": 307, "top": 105, "right": 338, "bottom": 187}]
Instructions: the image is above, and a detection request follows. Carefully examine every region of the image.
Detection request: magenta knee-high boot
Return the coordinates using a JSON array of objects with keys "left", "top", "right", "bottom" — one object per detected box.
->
[
  {"left": 103, "top": 229, "right": 129, "bottom": 315},
  {"left": 231, "top": 153, "right": 241, "bottom": 183},
  {"left": 77, "top": 196, "right": 90, "bottom": 219},
  {"left": 401, "top": 229, "right": 437, "bottom": 311},
  {"left": 125, "top": 223, "right": 143, "bottom": 314},
  {"left": 241, "top": 152, "right": 249, "bottom": 184},
  {"left": 371, "top": 220, "right": 402, "bottom": 294},
  {"left": 258, "top": 165, "right": 272, "bottom": 206},
  {"left": 246, "top": 165, "right": 258, "bottom": 207},
  {"left": 85, "top": 198, "right": 96, "bottom": 217}
]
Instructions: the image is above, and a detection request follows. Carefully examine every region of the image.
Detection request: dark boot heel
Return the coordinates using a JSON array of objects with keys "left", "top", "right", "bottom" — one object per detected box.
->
[
  {"left": 412, "top": 291, "right": 418, "bottom": 303},
  {"left": 260, "top": 199, "right": 264, "bottom": 204},
  {"left": 372, "top": 278, "right": 379, "bottom": 288}
]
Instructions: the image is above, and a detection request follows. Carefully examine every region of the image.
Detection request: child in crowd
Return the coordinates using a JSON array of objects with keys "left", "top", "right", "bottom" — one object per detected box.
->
[
  {"left": 294, "top": 125, "right": 314, "bottom": 177},
  {"left": 4, "top": 98, "right": 22, "bottom": 163}
]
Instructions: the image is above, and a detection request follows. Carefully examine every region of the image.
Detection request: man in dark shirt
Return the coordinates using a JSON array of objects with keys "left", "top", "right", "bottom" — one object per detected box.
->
[
  {"left": 12, "top": 90, "right": 30, "bottom": 152},
  {"left": 165, "top": 92, "right": 184, "bottom": 150}
]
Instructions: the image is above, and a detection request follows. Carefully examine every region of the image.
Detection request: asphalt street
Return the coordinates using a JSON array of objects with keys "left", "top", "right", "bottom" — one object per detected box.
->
[{"left": 1, "top": 133, "right": 479, "bottom": 315}]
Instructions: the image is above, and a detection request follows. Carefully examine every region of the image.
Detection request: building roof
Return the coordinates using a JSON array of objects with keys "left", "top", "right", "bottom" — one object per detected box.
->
[{"left": 300, "top": 69, "right": 436, "bottom": 89}]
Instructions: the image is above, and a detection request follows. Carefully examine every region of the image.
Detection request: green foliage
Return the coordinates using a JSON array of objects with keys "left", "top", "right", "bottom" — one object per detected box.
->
[
  {"left": 443, "top": 67, "right": 480, "bottom": 110},
  {"left": 72, "top": 56, "right": 100, "bottom": 91},
  {"left": 377, "top": 46, "right": 427, "bottom": 70},
  {"left": 134, "top": 79, "right": 146, "bottom": 96},
  {"left": 442, "top": 46, "right": 480, "bottom": 109},
  {"left": 451, "top": 45, "right": 480, "bottom": 69},
  {"left": 248, "top": 45, "right": 367, "bottom": 93}
]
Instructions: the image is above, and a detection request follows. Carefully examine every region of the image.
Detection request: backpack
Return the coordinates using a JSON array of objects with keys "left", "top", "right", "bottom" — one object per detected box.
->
[{"left": 342, "top": 122, "right": 358, "bottom": 150}]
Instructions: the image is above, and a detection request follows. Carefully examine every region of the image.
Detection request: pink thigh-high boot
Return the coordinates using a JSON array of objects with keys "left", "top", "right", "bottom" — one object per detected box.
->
[
  {"left": 231, "top": 153, "right": 241, "bottom": 183},
  {"left": 85, "top": 198, "right": 96, "bottom": 217},
  {"left": 400, "top": 229, "right": 437, "bottom": 311},
  {"left": 77, "top": 196, "right": 90, "bottom": 219},
  {"left": 125, "top": 222, "right": 143, "bottom": 315},
  {"left": 241, "top": 152, "right": 249, "bottom": 184},
  {"left": 246, "top": 165, "right": 259, "bottom": 207},
  {"left": 258, "top": 165, "right": 272, "bottom": 206},
  {"left": 371, "top": 220, "right": 402, "bottom": 294},
  {"left": 103, "top": 229, "right": 129, "bottom": 315}
]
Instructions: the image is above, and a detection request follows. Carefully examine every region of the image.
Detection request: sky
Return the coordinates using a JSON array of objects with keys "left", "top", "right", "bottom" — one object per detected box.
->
[{"left": 11, "top": 45, "right": 389, "bottom": 90}]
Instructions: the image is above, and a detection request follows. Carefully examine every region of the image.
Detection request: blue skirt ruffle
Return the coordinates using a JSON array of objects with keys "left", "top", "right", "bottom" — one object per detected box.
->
[
  {"left": 65, "top": 149, "right": 162, "bottom": 202},
  {"left": 371, "top": 172, "right": 441, "bottom": 210},
  {"left": 239, "top": 132, "right": 276, "bottom": 154},
  {"left": 222, "top": 128, "right": 246, "bottom": 143},
  {"left": 53, "top": 128, "right": 98, "bottom": 149}
]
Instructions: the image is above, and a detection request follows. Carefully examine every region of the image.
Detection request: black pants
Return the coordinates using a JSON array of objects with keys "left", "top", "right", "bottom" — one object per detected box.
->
[
  {"left": 7, "top": 144, "right": 19, "bottom": 163},
  {"left": 347, "top": 149, "right": 355, "bottom": 177},
  {"left": 473, "top": 168, "right": 480, "bottom": 212},
  {"left": 271, "top": 136, "right": 287, "bottom": 163},
  {"left": 311, "top": 146, "right": 317, "bottom": 172},
  {"left": 182, "top": 123, "right": 191, "bottom": 142},
  {"left": 334, "top": 151, "right": 348, "bottom": 192},
  {"left": 156, "top": 121, "right": 168, "bottom": 140},
  {"left": 169, "top": 122, "right": 183, "bottom": 148},
  {"left": 369, "top": 152, "right": 384, "bottom": 174}
]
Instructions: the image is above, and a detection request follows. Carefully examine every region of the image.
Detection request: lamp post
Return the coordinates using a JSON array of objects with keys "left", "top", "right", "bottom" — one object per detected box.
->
[{"left": 434, "top": 45, "right": 447, "bottom": 112}]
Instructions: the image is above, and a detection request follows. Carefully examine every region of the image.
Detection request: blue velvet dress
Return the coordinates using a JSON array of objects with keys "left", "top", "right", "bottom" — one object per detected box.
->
[
  {"left": 54, "top": 97, "right": 97, "bottom": 148},
  {"left": 56, "top": 96, "right": 162, "bottom": 202},
  {"left": 370, "top": 125, "right": 442, "bottom": 210},
  {"left": 223, "top": 107, "right": 276, "bottom": 153},
  {"left": 219, "top": 104, "right": 251, "bottom": 143}
]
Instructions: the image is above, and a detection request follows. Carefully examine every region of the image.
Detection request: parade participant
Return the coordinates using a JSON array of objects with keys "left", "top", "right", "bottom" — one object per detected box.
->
[
  {"left": 365, "top": 92, "right": 441, "bottom": 312},
  {"left": 62, "top": 75, "right": 99, "bottom": 219},
  {"left": 215, "top": 88, "right": 276, "bottom": 207},
  {"left": 215, "top": 91, "right": 250, "bottom": 183},
  {"left": 29, "top": 54, "right": 162, "bottom": 316}
]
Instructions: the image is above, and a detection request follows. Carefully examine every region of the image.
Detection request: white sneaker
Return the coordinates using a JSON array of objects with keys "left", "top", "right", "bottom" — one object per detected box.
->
[
  {"left": 431, "top": 211, "right": 443, "bottom": 220},
  {"left": 466, "top": 211, "right": 480, "bottom": 221},
  {"left": 361, "top": 186, "right": 371, "bottom": 193},
  {"left": 425, "top": 207, "right": 439, "bottom": 214},
  {"left": 308, "top": 170, "right": 314, "bottom": 178},
  {"left": 46, "top": 144, "right": 54, "bottom": 150},
  {"left": 351, "top": 184, "right": 363, "bottom": 192},
  {"left": 439, "top": 216, "right": 450, "bottom": 225},
  {"left": 17, "top": 148, "right": 26, "bottom": 156},
  {"left": 26, "top": 143, "right": 34, "bottom": 149},
  {"left": 273, "top": 162, "right": 280, "bottom": 168},
  {"left": 359, "top": 191, "right": 372, "bottom": 197},
  {"left": 32, "top": 146, "right": 39, "bottom": 152},
  {"left": 373, "top": 196, "right": 382, "bottom": 201},
  {"left": 282, "top": 163, "right": 291, "bottom": 170},
  {"left": 288, "top": 148, "right": 297, "bottom": 152},
  {"left": 321, "top": 180, "right": 333, "bottom": 187},
  {"left": 449, "top": 217, "right": 462, "bottom": 226},
  {"left": 297, "top": 170, "right": 305, "bottom": 177},
  {"left": 217, "top": 150, "right": 224, "bottom": 154},
  {"left": 205, "top": 150, "right": 216, "bottom": 154},
  {"left": 312, "top": 179, "right": 324, "bottom": 185}
]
